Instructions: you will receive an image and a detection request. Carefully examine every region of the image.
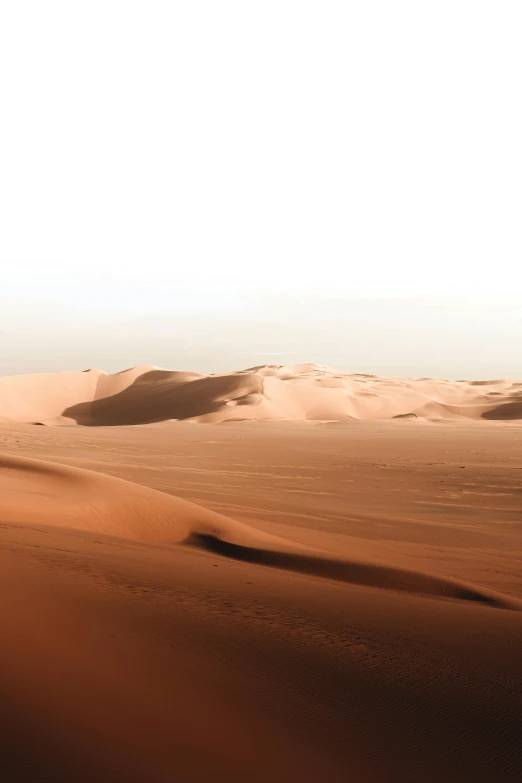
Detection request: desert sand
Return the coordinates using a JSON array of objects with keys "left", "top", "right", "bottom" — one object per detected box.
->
[
  {"left": 1, "top": 363, "right": 522, "bottom": 425},
  {"left": 1, "top": 368, "right": 522, "bottom": 781}
]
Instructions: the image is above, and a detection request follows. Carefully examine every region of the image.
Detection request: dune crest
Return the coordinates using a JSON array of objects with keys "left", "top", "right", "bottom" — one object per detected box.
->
[
  {"left": 0, "top": 363, "right": 521, "bottom": 425},
  {"left": 1, "top": 453, "right": 518, "bottom": 610}
]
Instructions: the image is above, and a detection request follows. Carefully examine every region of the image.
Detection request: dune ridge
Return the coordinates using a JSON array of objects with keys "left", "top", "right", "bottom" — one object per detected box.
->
[
  {"left": 1, "top": 452, "right": 518, "bottom": 610},
  {"left": 1, "top": 363, "right": 522, "bottom": 425}
]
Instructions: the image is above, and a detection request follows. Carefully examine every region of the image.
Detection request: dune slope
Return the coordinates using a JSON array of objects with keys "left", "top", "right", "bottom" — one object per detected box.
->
[
  {"left": 1, "top": 453, "right": 518, "bottom": 609},
  {"left": 1, "top": 363, "right": 522, "bottom": 424},
  {"left": 1, "top": 426, "right": 522, "bottom": 782}
]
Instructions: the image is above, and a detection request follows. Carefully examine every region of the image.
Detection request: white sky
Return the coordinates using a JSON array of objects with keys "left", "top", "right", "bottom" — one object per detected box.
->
[{"left": 1, "top": 2, "right": 521, "bottom": 375}]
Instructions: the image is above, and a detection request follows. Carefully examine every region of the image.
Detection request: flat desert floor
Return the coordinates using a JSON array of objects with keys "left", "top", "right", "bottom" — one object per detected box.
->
[{"left": 1, "top": 420, "right": 522, "bottom": 781}]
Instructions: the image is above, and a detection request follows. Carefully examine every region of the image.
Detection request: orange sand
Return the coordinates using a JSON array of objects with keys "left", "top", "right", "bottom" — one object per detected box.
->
[
  {"left": 1, "top": 363, "right": 521, "bottom": 424},
  {"left": 1, "top": 417, "right": 521, "bottom": 781}
]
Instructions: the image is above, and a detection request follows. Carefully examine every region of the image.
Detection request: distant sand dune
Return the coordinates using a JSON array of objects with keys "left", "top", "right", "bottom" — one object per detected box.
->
[{"left": 1, "top": 363, "right": 522, "bottom": 425}]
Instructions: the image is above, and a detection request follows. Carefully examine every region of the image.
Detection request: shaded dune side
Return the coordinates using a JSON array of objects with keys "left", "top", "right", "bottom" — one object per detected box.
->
[
  {"left": 1, "top": 363, "right": 522, "bottom": 425},
  {"left": 1, "top": 453, "right": 519, "bottom": 610},
  {"left": 63, "top": 372, "right": 265, "bottom": 425},
  {"left": 0, "top": 366, "right": 167, "bottom": 425},
  {"left": 482, "top": 400, "right": 522, "bottom": 420},
  {"left": 1, "top": 364, "right": 522, "bottom": 425},
  {"left": 60, "top": 370, "right": 522, "bottom": 425}
]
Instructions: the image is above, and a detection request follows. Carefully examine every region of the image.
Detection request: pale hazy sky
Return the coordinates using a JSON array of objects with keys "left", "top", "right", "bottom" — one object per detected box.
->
[{"left": 1, "top": 2, "right": 521, "bottom": 378}]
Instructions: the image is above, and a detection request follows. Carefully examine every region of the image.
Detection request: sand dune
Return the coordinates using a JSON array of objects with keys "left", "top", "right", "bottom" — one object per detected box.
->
[
  {"left": 2, "top": 422, "right": 522, "bottom": 781},
  {"left": 3, "top": 452, "right": 516, "bottom": 608},
  {"left": 1, "top": 363, "right": 522, "bottom": 425}
]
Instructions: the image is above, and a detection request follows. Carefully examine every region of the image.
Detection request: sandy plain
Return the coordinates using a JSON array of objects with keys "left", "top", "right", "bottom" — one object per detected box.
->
[{"left": 1, "top": 367, "right": 522, "bottom": 782}]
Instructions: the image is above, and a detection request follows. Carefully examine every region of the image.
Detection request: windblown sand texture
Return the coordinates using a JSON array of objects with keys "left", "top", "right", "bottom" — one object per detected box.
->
[
  {"left": 1, "top": 387, "right": 522, "bottom": 780},
  {"left": 1, "top": 363, "right": 522, "bottom": 425}
]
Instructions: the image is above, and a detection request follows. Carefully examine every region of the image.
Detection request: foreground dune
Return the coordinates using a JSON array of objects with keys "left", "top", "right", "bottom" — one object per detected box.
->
[
  {"left": 2, "top": 453, "right": 517, "bottom": 608},
  {"left": 1, "top": 363, "right": 522, "bottom": 424},
  {"left": 1, "top": 420, "right": 522, "bottom": 781}
]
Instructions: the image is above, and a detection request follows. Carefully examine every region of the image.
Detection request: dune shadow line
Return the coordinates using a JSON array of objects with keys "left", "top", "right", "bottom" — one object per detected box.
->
[{"left": 186, "top": 533, "right": 520, "bottom": 610}]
